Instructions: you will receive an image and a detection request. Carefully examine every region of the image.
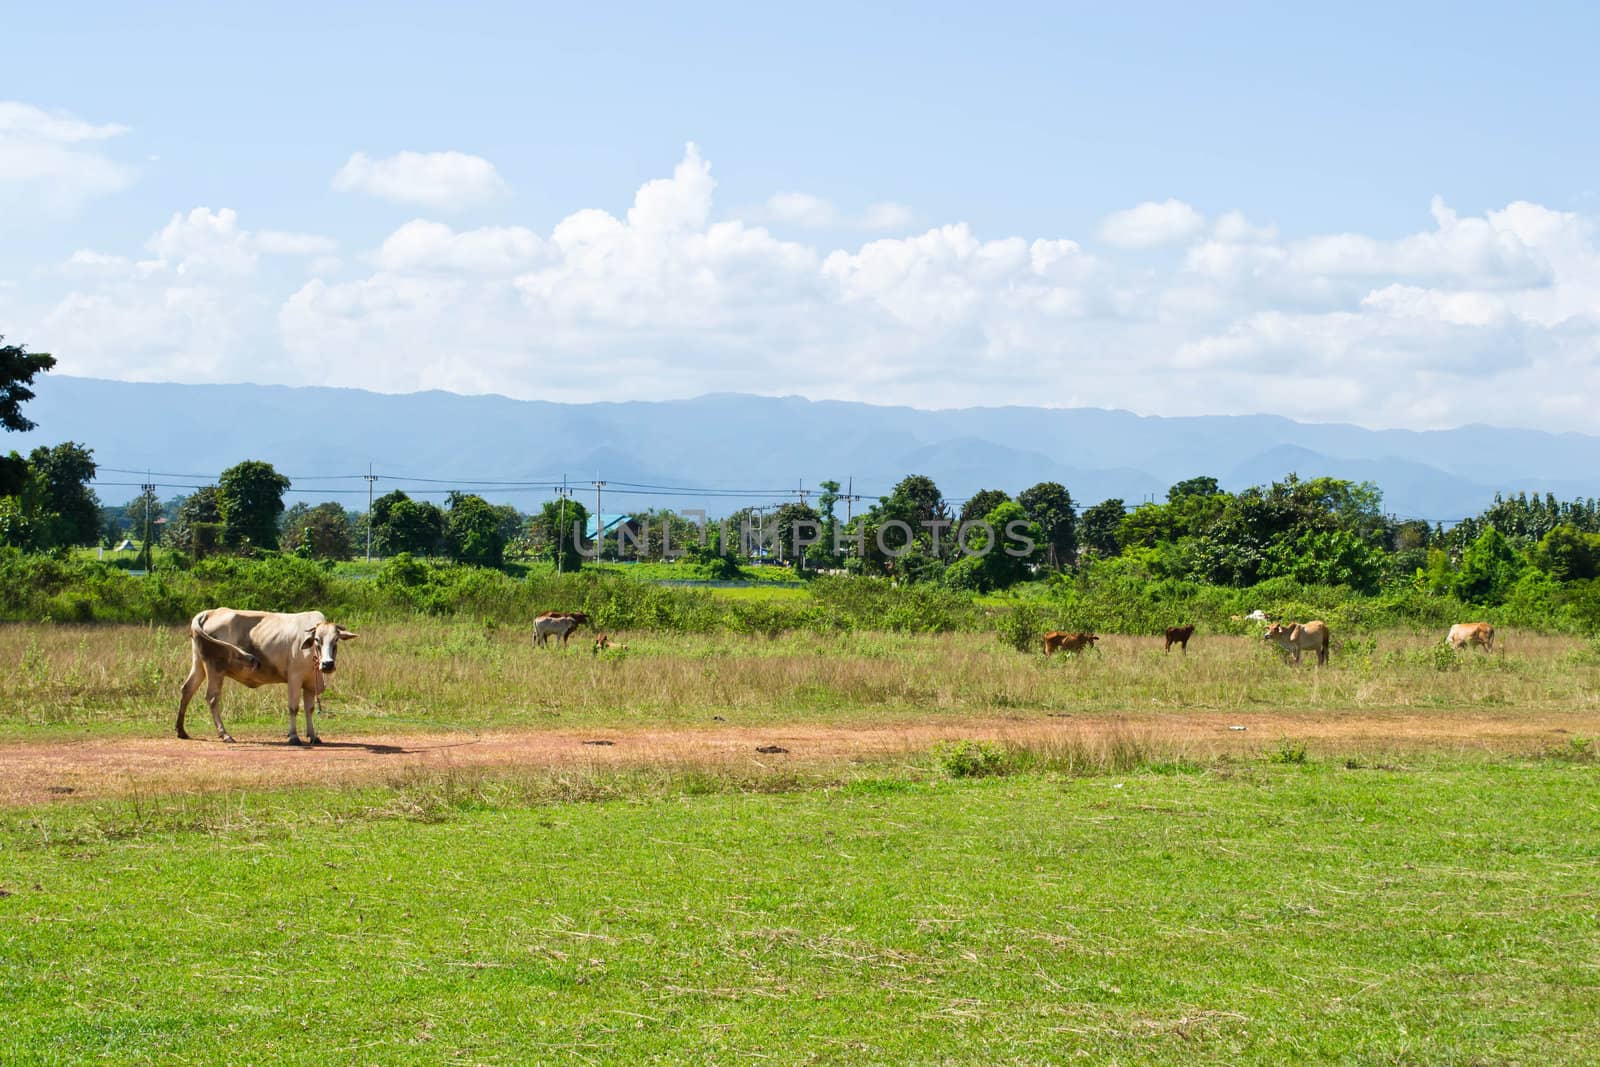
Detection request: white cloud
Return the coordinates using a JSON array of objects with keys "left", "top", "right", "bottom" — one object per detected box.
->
[
  {"left": 18, "top": 145, "right": 1600, "bottom": 432},
  {"left": 0, "top": 100, "right": 135, "bottom": 211},
  {"left": 372, "top": 220, "right": 541, "bottom": 273},
  {"left": 756, "top": 194, "right": 916, "bottom": 232},
  {"left": 862, "top": 201, "right": 915, "bottom": 231},
  {"left": 1098, "top": 199, "right": 1206, "bottom": 249},
  {"left": 332, "top": 149, "right": 507, "bottom": 210},
  {"left": 256, "top": 229, "right": 339, "bottom": 256},
  {"left": 766, "top": 192, "right": 837, "bottom": 227}
]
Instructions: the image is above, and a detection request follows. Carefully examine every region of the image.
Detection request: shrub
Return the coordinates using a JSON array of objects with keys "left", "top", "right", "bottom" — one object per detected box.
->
[{"left": 933, "top": 739, "right": 1008, "bottom": 778}]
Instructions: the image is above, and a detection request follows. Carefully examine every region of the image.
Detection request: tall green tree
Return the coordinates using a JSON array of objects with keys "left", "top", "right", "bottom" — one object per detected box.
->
[
  {"left": 372, "top": 491, "right": 446, "bottom": 556},
  {"left": 283, "top": 501, "right": 355, "bottom": 560},
  {"left": 171, "top": 486, "right": 224, "bottom": 558},
  {"left": 1079, "top": 499, "right": 1126, "bottom": 557},
  {"left": 218, "top": 461, "right": 291, "bottom": 551},
  {"left": 958, "top": 489, "right": 1010, "bottom": 525},
  {"left": 532, "top": 497, "right": 589, "bottom": 570},
  {"left": 1017, "top": 481, "right": 1076, "bottom": 567},
  {"left": 0, "top": 336, "right": 55, "bottom": 434},
  {"left": 28, "top": 442, "right": 100, "bottom": 546},
  {"left": 448, "top": 493, "right": 512, "bottom": 568}
]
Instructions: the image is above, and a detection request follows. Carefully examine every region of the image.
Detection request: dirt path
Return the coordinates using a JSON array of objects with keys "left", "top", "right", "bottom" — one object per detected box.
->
[{"left": 2, "top": 707, "right": 1593, "bottom": 807}]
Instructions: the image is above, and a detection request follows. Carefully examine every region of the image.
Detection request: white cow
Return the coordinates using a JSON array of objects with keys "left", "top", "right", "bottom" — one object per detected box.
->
[{"left": 178, "top": 608, "right": 358, "bottom": 744}]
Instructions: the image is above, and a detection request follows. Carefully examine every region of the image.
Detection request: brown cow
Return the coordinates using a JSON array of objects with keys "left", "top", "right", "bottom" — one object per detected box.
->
[
  {"left": 534, "top": 610, "right": 591, "bottom": 648},
  {"left": 1264, "top": 620, "right": 1330, "bottom": 666},
  {"left": 1164, "top": 625, "right": 1195, "bottom": 654},
  {"left": 1043, "top": 631, "right": 1099, "bottom": 656},
  {"left": 1447, "top": 622, "right": 1495, "bottom": 652},
  {"left": 178, "top": 608, "right": 359, "bottom": 744}
]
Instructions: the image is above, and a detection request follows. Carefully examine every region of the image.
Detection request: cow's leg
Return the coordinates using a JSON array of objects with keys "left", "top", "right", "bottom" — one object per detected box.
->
[
  {"left": 303, "top": 681, "right": 323, "bottom": 744},
  {"left": 203, "top": 673, "right": 234, "bottom": 743},
  {"left": 177, "top": 650, "right": 205, "bottom": 739},
  {"left": 286, "top": 684, "right": 303, "bottom": 745}
]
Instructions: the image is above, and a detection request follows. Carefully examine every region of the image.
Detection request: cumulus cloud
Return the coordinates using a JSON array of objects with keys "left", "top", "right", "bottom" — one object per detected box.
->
[
  {"left": 0, "top": 100, "right": 135, "bottom": 211},
  {"left": 1098, "top": 198, "right": 1206, "bottom": 249},
  {"left": 766, "top": 192, "right": 838, "bottom": 227},
  {"left": 862, "top": 201, "right": 916, "bottom": 231},
  {"left": 756, "top": 193, "right": 916, "bottom": 232},
  {"left": 16, "top": 143, "right": 1600, "bottom": 431},
  {"left": 332, "top": 149, "right": 507, "bottom": 210}
]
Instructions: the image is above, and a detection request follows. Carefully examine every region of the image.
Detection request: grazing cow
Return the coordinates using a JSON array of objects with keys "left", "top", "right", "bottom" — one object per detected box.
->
[
  {"left": 1448, "top": 621, "right": 1495, "bottom": 652},
  {"left": 178, "top": 608, "right": 359, "bottom": 744},
  {"left": 534, "top": 610, "right": 590, "bottom": 648},
  {"left": 1164, "top": 625, "right": 1196, "bottom": 654},
  {"left": 1043, "top": 631, "right": 1099, "bottom": 656},
  {"left": 1264, "top": 620, "right": 1330, "bottom": 666}
]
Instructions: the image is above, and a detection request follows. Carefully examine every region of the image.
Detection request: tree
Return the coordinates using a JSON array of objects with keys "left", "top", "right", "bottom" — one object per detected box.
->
[
  {"left": 883, "top": 475, "right": 947, "bottom": 528},
  {"left": 448, "top": 493, "right": 512, "bottom": 567},
  {"left": 1454, "top": 527, "right": 1523, "bottom": 604},
  {"left": 0, "top": 336, "right": 56, "bottom": 433},
  {"left": 171, "top": 486, "right": 224, "bottom": 558},
  {"left": 773, "top": 502, "right": 821, "bottom": 564},
  {"left": 218, "top": 461, "right": 291, "bottom": 551},
  {"left": 374, "top": 493, "right": 446, "bottom": 556},
  {"left": 283, "top": 502, "right": 355, "bottom": 560},
  {"left": 958, "top": 489, "right": 1010, "bottom": 525},
  {"left": 531, "top": 497, "right": 590, "bottom": 570},
  {"left": 1080, "top": 499, "right": 1125, "bottom": 557},
  {"left": 27, "top": 442, "right": 99, "bottom": 546},
  {"left": 1167, "top": 476, "right": 1221, "bottom": 502},
  {"left": 1532, "top": 524, "right": 1600, "bottom": 582},
  {"left": 1017, "top": 481, "right": 1076, "bottom": 568}
]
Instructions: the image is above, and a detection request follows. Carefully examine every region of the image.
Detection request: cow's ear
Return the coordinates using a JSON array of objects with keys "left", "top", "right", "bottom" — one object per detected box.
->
[
  {"left": 336, "top": 628, "right": 358, "bottom": 641},
  {"left": 301, "top": 631, "right": 317, "bottom": 650}
]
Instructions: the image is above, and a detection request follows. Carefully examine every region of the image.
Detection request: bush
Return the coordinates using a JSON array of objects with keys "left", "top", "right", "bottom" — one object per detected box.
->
[
  {"left": 933, "top": 739, "right": 1008, "bottom": 778},
  {"left": 997, "top": 603, "right": 1046, "bottom": 652}
]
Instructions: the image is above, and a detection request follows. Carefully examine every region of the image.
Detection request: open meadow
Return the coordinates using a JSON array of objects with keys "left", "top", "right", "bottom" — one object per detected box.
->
[{"left": 2, "top": 621, "right": 1599, "bottom": 1063}]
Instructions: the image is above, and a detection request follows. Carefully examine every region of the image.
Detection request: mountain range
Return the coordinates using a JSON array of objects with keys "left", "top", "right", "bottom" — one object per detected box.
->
[{"left": 11, "top": 376, "right": 1600, "bottom": 522}]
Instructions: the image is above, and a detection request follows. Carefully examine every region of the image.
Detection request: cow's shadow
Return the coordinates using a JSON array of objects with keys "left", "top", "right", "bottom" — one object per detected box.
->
[{"left": 296, "top": 739, "right": 409, "bottom": 754}]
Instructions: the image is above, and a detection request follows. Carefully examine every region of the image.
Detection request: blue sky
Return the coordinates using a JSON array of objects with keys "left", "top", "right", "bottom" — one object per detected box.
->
[{"left": 4, "top": 2, "right": 1599, "bottom": 430}]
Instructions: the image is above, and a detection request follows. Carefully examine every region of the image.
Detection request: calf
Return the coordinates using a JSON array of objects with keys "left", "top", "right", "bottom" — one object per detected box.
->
[
  {"left": 1164, "top": 625, "right": 1195, "bottom": 654},
  {"left": 1043, "top": 631, "right": 1098, "bottom": 656}
]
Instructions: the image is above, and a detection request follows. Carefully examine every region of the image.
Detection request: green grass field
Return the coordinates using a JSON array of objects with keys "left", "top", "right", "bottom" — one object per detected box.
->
[
  {"left": 3, "top": 758, "right": 1597, "bottom": 1064},
  {"left": 5, "top": 621, "right": 1598, "bottom": 1062}
]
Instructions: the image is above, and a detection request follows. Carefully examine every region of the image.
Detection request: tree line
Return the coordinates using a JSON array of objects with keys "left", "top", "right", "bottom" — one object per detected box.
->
[{"left": 5, "top": 333, "right": 1599, "bottom": 609}]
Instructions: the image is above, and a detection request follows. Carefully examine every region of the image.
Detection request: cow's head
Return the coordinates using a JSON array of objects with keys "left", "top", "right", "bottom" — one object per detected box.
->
[
  {"left": 1263, "top": 622, "right": 1287, "bottom": 642},
  {"left": 568, "top": 611, "right": 590, "bottom": 628},
  {"left": 302, "top": 621, "right": 358, "bottom": 673},
  {"left": 1084, "top": 633, "right": 1099, "bottom": 647}
]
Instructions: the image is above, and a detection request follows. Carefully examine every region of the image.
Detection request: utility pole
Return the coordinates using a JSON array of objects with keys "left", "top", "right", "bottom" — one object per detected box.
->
[
  {"left": 557, "top": 475, "right": 569, "bottom": 574},
  {"left": 140, "top": 471, "right": 156, "bottom": 571},
  {"left": 593, "top": 476, "right": 605, "bottom": 558},
  {"left": 364, "top": 464, "right": 378, "bottom": 562}
]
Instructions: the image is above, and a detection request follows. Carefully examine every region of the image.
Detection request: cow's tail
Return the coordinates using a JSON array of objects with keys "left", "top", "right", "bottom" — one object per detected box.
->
[
  {"left": 1320, "top": 626, "right": 1331, "bottom": 665},
  {"left": 190, "top": 612, "right": 260, "bottom": 670}
]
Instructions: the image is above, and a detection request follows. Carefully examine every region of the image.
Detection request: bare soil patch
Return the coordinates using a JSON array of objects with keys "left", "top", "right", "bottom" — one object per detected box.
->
[{"left": 2, "top": 706, "right": 1594, "bottom": 807}]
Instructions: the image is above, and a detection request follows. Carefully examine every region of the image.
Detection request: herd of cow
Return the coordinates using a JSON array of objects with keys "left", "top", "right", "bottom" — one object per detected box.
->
[{"left": 173, "top": 605, "right": 1500, "bottom": 745}]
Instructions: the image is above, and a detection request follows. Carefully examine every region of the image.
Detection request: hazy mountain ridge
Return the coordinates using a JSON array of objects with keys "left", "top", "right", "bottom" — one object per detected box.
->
[{"left": 13, "top": 376, "right": 1600, "bottom": 520}]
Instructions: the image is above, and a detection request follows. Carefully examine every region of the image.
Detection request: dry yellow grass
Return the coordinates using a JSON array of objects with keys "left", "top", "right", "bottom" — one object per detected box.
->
[{"left": 0, "top": 622, "right": 1595, "bottom": 740}]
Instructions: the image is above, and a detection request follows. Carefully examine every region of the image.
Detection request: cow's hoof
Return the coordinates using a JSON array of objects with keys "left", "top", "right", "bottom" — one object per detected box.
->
[
  {"left": 221, "top": 734, "right": 235, "bottom": 744},
  {"left": 176, "top": 728, "right": 189, "bottom": 740},
  {"left": 286, "top": 735, "right": 303, "bottom": 746},
  {"left": 308, "top": 736, "right": 324, "bottom": 745}
]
